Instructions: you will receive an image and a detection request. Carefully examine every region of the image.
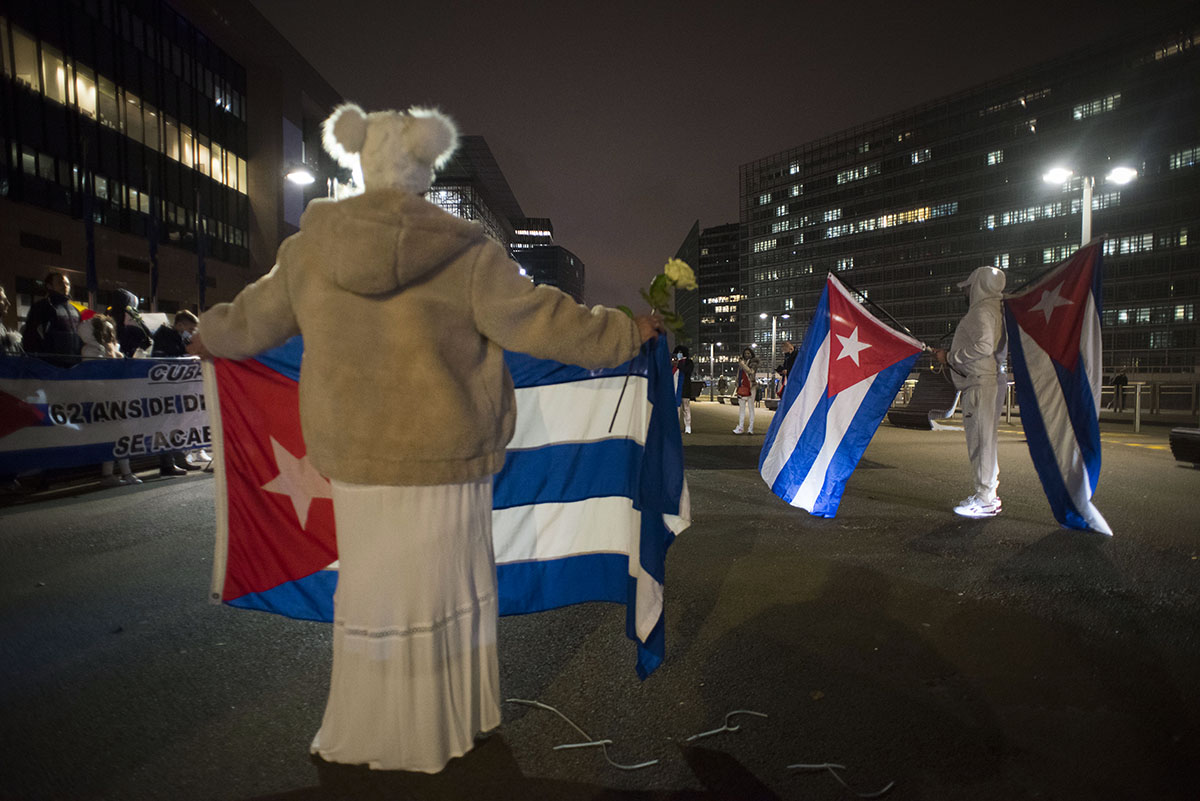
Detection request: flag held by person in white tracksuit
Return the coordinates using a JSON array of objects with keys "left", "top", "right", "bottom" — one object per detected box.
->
[
  {"left": 1004, "top": 242, "right": 1111, "bottom": 535},
  {"left": 759, "top": 274, "right": 924, "bottom": 516}
]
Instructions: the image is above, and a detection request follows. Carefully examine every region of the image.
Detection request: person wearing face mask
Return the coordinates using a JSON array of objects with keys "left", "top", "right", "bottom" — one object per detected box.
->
[{"left": 934, "top": 266, "right": 1008, "bottom": 518}]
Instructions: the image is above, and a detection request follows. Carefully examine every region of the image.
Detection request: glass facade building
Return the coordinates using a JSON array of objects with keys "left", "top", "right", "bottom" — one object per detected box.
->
[
  {"left": 0, "top": 0, "right": 340, "bottom": 321},
  {"left": 696, "top": 222, "right": 745, "bottom": 378},
  {"left": 740, "top": 20, "right": 1200, "bottom": 376}
]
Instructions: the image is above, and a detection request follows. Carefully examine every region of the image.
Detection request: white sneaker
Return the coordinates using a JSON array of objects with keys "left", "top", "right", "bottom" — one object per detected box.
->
[
  {"left": 954, "top": 495, "right": 1001, "bottom": 518},
  {"left": 732, "top": 427, "right": 744, "bottom": 434},
  {"left": 748, "top": 429, "right": 754, "bottom": 435},
  {"left": 100, "top": 474, "right": 122, "bottom": 487},
  {"left": 120, "top": 473, "right": 143, "bottom": 485},
  {"left": 685, "top": 426, "right": 691, "bottom": 434}
]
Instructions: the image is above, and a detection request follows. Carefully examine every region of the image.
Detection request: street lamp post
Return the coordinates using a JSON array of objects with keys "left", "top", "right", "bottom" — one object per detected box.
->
[
  {"left": 759, "top": 312, "right": 791, "bottom": 399},
  {"left": 1043, "top": 165, "right": 1138, "bottom": 246},
  {"left": 709, "top": 341, "right": 721, "bottom": 401}
]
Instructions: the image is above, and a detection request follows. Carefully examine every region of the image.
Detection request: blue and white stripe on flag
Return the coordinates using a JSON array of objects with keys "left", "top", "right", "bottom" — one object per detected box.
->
[
  {"left": 1004, "top": 242, "right": 1111, "bottom": 535},
  {"left": 496, "top": 336, "right": 689, "bottom": 678},
  {"left": 759, "top": 274, "right": 923, "bottom": 517},
  {"left": 205, "top": 336, "right": 689, "bottom": 679}
]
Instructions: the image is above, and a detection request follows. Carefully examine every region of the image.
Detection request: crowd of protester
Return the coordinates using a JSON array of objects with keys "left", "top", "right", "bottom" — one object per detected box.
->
[{"left": 1, "top": 272, "right": 209, "bottom": 494}]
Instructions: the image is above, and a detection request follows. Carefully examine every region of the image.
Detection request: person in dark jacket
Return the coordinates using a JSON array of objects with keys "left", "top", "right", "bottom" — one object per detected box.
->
[
  {"left": 108, "top": 288, "right": 151, "bottom": 357},
  {"left": 151, "top": 309, "right": 198, "bottom": 357},
  {"left": 775, "top": 340, "right": 798, "bottom": 393},
  {"left": 674, "top": 345, "right": 695, "bottom": 434},
  {"left": 21, "top": 272, "right": 81, "bottom": 367},
  {"left": 152, "top": 310, "right": 201, "bottom": 476}
]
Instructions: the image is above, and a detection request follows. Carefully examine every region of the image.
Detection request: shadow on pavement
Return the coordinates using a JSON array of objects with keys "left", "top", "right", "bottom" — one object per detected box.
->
[{"left": 236, "top": 734, "right": 788, "bottom": 801}]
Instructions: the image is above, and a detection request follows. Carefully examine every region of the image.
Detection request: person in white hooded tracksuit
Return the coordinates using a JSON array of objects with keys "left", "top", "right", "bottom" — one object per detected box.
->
[{"left": 935, "top": 266, "right": 1008, "bottom": 518}]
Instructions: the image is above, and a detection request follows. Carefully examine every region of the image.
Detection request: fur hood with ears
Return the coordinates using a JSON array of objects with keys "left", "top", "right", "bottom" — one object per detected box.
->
[
  {"left": 322, "top": 103, "right": 458, "bottom": 195},
  {"left": 298, "top": 189, "right": 483, "bottom": 296}
]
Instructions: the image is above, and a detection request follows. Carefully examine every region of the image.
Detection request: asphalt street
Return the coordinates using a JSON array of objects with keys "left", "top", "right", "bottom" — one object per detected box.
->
[{"left": 1, "top": 401, "right": 1197, "bottom": 800}]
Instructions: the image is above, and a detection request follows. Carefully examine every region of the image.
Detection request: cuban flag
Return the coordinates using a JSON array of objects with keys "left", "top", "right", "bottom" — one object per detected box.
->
[
  {"left": 1004, "top": 242, "right": 1111, "bottom": 535},
  {"left": 759, "top": 274, "right": 924, "bottom": 516},
  {"left": 203, "top": 336, "right": 689, "bottom": 679}
]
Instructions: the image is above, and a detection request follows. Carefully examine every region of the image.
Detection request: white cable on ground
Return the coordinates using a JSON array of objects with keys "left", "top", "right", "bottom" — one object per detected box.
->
[
  {"left": 684, "top": 709, "right": 769, "bottom": 742},
  {"left": 788, "top": 762, "right": 895, "bottom": 798},
  {"left": 505, "top": 698, "right": 659, "bottom": 770}
]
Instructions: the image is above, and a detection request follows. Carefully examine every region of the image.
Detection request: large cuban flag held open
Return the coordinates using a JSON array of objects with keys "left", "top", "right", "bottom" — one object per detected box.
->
[
  {"left": 759, "top": 274, "right": 924, "bottom": 516},
  {"left": 1004, "top": 242, "right": 1111, "bottom": 535},
  {"left": 203, "top": 336, "right": 689, "bottom": 679}
]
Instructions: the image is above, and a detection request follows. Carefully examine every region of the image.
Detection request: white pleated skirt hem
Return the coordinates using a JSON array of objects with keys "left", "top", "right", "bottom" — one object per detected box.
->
[{"left": 310, "top": 477, "right": 501, "bottom": 773}]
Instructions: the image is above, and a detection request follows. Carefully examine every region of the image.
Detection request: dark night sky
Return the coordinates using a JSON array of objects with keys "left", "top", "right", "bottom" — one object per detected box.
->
[{"left": 248, "top": 0, "right": 1190, "bottom": 307}]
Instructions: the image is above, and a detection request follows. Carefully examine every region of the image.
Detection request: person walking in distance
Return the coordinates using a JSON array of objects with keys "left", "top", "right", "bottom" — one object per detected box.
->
[
  {"left": 674, "top": 345, "right": 694, "bottom": 434},
  {"left": 732, "top": 346, "right": 759, "bottom": 434}
]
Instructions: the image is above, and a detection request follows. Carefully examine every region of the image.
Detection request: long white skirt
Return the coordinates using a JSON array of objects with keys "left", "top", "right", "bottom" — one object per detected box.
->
[{"left": 310, "top": 477, "right": 501, "bottom": 772}]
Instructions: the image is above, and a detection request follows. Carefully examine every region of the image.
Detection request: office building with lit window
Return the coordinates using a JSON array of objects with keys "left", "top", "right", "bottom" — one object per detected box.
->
[
  {"left": 429, "top": 141, "right": 591, "bottom": 303},
  {"left": 427, "top": 136, "right": 525, "bottom": 248},
  {"left": 740, "top": 18, "right": 1200, "bottom": 380},
  {"left": 514, "top": 244, "right": 585, "bottom": 304},
  {"left": 696, "top": 221, "right": 745, "bottom": 379},
  {"left": 0, "top": 0, "right": 340, "bottom": 323}
]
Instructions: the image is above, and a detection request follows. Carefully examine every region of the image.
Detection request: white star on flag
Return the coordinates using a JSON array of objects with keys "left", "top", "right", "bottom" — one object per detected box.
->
[
  {"left": 835, "top": 326, "right": 872, "bottom": 366},
  {"left": 1029, "top": 282, "right": 1074, "bottom": 323},
  {"left": 261, "top": 436, "right": 332, "bottom": 530}
]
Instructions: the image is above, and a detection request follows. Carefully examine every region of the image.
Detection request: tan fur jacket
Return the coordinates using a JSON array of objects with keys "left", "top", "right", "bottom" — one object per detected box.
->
[{"left": 199, "top": 189, "right": 640, "bottom": 486}]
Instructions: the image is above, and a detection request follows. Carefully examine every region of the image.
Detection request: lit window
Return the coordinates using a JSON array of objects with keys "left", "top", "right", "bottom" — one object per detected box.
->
[
  {"left": 911, "top": 148, "right": 931, "bottom": 165},
  {"left": 10, "top": 25, "right": 38, "bottom": 90},
  {"left": 143, "top": 103, "right": 160, "bottom": 151},
  {"left": 1169, "top": 146, "right": 1199, "bottom": 169},
  {"left": 758, "top": 193, "right": 770, "bottom": 205},
  {"left": 98, "top": 77, "right": 119, "bottom": 130},
  {"left": 39, "top": 43, "right": 69, "bottom": 104},
  {"left": 196, "top": 135, "right": 210, "bottom": 177},
  {"left": 776, "top": 205, "right": 787, "bottom": 217},
  {"left": 836, "top": 163, "right": 879, "bottom": 185},
  {"left": 753, "top": 239, "right": 777, "bottom": 253},
  {"left": 993, "top": 253, "right": 1009, "bottom": 269},
  {"left": 987, "top": 150, "right": 1003, "bottom": 165},
  {"left": 790, "top": 184, "right": 801, "bottom": 197},
  {"left": 1073, "top": 93, "right": 1120, "bottom": 120},
  {"left": 181, "top": 124, "right": 195, "bottom": 167},
  {"left": 74, "top": 64, "right": 97, "bottom": 118},
  {"left": 823, "top": 209, "right": 842, "bottom": 222},
  {"left": 164, "top": 116, "right": 180, "bottom": 161},
  {"left": 789, "top": 163, "right": 800, "bottom": 175},
  {"left": 122, "top": 90, "right": 143, "bottom": 144},
  {"left": 837, "top": 257, "right": 853, "bottom": 272}
]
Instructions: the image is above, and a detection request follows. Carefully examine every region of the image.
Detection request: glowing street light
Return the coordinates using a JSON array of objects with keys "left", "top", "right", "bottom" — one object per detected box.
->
[
  {"left": 1042, "top": 164, "right": 1138, "bottom": 245},
  {"left": 709, "top": 341, "right": 722, "bottom": 401},
  {"left": 759, "top": 312, "right": 791, "bottom": 399},
  {"left": 285, "top": 167, "right": 316, "bottom": 185}
]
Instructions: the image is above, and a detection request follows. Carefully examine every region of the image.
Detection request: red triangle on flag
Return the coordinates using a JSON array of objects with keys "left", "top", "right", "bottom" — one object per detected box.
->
[
  {"left": 0, "top": 390, "right": 46, "bottom": 439},
  {"left": 826, "top": 276, "right": 924, "bottom": 397},
  {"left": 1006, "top": 243, "right": 1100, "bottom": 370},
  {"left": 214, "top": 358, "right": 336, "bottom": 600}
]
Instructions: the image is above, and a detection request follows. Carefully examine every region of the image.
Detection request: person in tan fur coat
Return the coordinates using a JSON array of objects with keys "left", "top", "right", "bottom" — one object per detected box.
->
[{"left": 190, "top": 102, "right": 663, "bottom": 772}]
